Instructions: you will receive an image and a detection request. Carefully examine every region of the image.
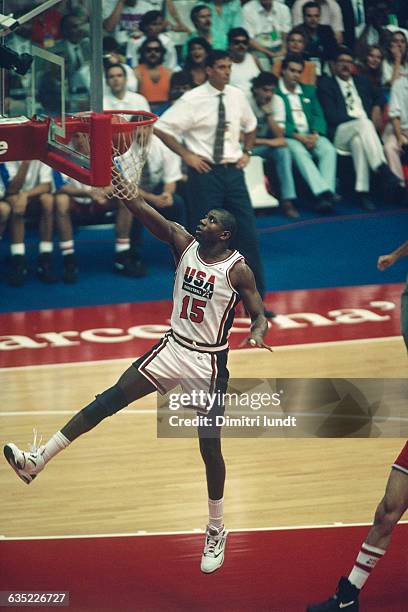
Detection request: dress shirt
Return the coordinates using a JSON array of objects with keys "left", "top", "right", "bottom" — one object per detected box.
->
[
  {"left": 103, "top": 90, "right": 150, "bottom": 112},
  {"left": 248, "top": 92, "right": 286, "bottom": 136},
  {"left": 335, "top": 76, "right": 367, "bottom": 119},
  {"left": 143, "top": 134, "right": 182, "bottom": 188},
  {"left": 156, "top": 82, "right": 257, "bottom": 163},
  {"left": 389, "top": 76, "right": 408, "bottom": 129},
  {"left": 5, "top": 161, "right": 52, "bottom": 192},
  {"left": 242, "top": 0, "right": 292, "bottom": 41},
  {"left": 278, "top": 80, "right": 310, "bottom": 133}
]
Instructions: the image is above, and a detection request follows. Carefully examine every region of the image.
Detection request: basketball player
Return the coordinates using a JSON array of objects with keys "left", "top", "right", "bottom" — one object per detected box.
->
[
  {"left": 306, "top": 440, "right": 408, "bottom": 611},
  {"left": 4, "top": 196, "right": 272, "bottom": 574}
]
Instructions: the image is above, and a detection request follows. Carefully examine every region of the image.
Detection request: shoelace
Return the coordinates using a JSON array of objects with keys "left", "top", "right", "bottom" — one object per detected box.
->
[
  {"left": 205, "top": 530, "right": 221, "bottom": 556},
  {"left": 29, "top": 428, "right": 42, "bottom": 454}
]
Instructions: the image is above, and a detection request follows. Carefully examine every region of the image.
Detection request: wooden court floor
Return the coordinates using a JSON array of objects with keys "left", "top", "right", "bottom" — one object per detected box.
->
[{"left": 1, "top": 337, "right": 407, "bottom": 538}]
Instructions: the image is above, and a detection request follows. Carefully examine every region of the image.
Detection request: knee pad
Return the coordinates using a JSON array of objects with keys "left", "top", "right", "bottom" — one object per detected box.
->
[{"left": 82, "top": 384, "right": 129, "bottom": 426}]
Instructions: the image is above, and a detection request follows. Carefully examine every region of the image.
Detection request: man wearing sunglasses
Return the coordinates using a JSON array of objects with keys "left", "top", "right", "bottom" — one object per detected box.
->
[{"left": 228, "top": 27, "right": 261, "bottom": 96}]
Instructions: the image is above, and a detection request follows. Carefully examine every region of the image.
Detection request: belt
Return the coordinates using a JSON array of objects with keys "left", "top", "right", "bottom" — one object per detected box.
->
[{"left": 171, "top": 331, "right": 229, "bottom": 353}]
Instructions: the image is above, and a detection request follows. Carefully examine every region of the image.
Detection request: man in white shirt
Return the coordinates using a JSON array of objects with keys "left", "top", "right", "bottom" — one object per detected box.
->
[
  {"left": 292, "top": 0, "right": 344, "bottom": 43},
  {"left": 5, "top": 161, "right": 55, "bottom": 286},
  {"left": 242, "top": 0, "right": 292, "bottom": 65},
  {"left": 126, "top": 10, "right": 178, "bottom": 70},
  {"left": 228, "top": 27, "right": 261, "bottom": 96},
  {"left": 154, "top": 50, "right": 271, "bottom": 313},
  {"left": 384, "top": 75, "right": 408, "bottom": 185},
  {"left": 103, "top": 0, "right": 152, "bottom": 47},
  {"left": 103, "top": 63, "right": 150, "bottom": 111}
]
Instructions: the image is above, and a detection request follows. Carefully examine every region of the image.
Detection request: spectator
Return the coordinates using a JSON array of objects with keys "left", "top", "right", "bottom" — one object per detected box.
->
[
  {"left": 102, "top": 0, "right": 151, "bottom": 48},
  {"left": 183, "top": 5, "right": 215, "bottom": 52},
  {"left": 291, "top": 0, "right": 344, "bottom": 44},
  {"left": 382, "top": 30, "right": 408, "bottom": 88},
  {"left": 317, "top": 47, "right": 403, "bottom": 210},
  {"left": 271, "top": 27, "right": 317, "bottom": 84},
  {"left": 130, "top": 134, "right": 187, "bottom": 268},
  {"left": 242, "top": 0, "right": 292, "bottom": 65},
  {"left": 276, "top": 53, "right": 337, "bottom": 212},
  {"left": 201, "top": 0, "right": 243, "bottom": 51},
  {"left": 228, "top": 27, "right": 261, "bottom": 95},
  {"left": 53, "top": 13, "right": 91, "bottom": 94},
  {"left": 134, "top": 38, "right": 172, "bottom": 111},
  {"left": 249, "top": 72, "right": 299, "bottom": 218},
  {"left": 183, "top": 37, "right": 212, "bottom": 87},
  {"left": 296, "top": 1, "right": 338, "bottom": 76},
  {"left": 383, "top": 75, "right": 408, "bottom": 187},
  {"left": 354, "top": 0, "right": 392, "bottom": 59},
  {"left": 31, "top": 5, "right": 63, "bottom": 48},
  {"left": 5, "top": 161, "right": 55, "bottom": 287},
  {"left": 103, "top": 36, "right": 138, "bottom": 92},
  {"left": 356, "top": 44, "right": 384, "bottom": 91},
  {"left": 154, "top": 50, "right": 271, "bottom": 313},
  {"left": 126, "top": 10, "right": 179, "bottom": 70},
  {"left": 103, "top": 63, "right": 150, "bottom": 111},
  {"left": 337, "top": 0, "right": 366, "bottom": 50},
  {"left": 168, "top": 71, "right": 193, "bottom": 102}
]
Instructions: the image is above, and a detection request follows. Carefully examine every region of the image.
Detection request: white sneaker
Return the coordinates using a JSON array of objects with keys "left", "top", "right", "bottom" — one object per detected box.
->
[
  {"left": 200, "top": 524, "right": 227, "bottom": 573},
  {"left": 3, "top": 430, "right": 46, "bottom": 485}
]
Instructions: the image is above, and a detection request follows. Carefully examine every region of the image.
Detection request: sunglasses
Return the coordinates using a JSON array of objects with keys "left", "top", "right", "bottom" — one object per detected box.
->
[
  {"left": 146, "top": 47, "right": 161, "bottom": 52},
  {"left": 231, "top": 39, "right": 248, "bottom": 45}
]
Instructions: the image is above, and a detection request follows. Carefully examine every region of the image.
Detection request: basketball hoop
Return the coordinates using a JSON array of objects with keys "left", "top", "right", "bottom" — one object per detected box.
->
[{"left": 74, "top": 110, "right": 158, "bottom": 200}]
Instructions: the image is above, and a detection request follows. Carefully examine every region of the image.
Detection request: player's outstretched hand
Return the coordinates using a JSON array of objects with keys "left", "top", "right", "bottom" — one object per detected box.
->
[
  {"left": 377, "top": 253, "right": 396, "bottom": 270},
  {"left": 239, "top": 336, "right": 273, "bottom": 351}
]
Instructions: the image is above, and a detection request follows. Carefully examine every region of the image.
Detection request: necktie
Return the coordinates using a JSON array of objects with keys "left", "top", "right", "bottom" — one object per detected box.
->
[
  {"left": 213, "top": 93, "right": 226, "bottom": 164},
  {"left": 73, "top": 45, "right": 81, "bottom": 71},
  {"left": 345, "top": 82, "right": 354, "bottom": 115}
]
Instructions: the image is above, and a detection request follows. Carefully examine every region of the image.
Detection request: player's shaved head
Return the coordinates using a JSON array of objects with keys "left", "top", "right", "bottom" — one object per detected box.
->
[{"left": 211, "top": 208, "right": 237, "bottom": 242}]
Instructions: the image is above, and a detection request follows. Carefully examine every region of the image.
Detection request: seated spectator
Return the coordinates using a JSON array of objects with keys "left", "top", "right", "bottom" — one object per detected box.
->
[
  {"left": 382, "top": 30, "right": 408, "bottom": 89},
  {"left": 53, "top": 13, "right": 91, "bottom": 95},
  {"left": 276, "top": 53, "right": 337, "bottom": 212},
  {"left": 134, "top": 38, "right": 172, "bottom": 111},
  {"left": 317, "top": 47, "right": 403, "bottom": 211},
  {"left": 356, "top": 44, "right": 384, "bottom": 91},
  {"left": 126, "top": 11, "right": 179, "bottom": 70},
  {"left": 271, "top": 27, "right": 317, "bottom": 84},
  {"left": 103, "top": 36, "right": 138, "bottom": 93},
  {"left": 354, "top": 1, "right": 393, "bottom": 59},
  {"left": 130, "top": 134, "right": 186, "bottom": 266},
  {"left": 383, "top": 75, "right": 408, "bottom": 188},
  {"left": 103, "top": 63, "right": 150, "bottom": 111},
  {"left": 228, "top": 27, "right": 261, "bottom": 95},
  {"left": 183, "top": 5, "right": 215, "bottom": 54},
  {"left": 168, "top": 71, "right": 193, "bottom": 102},
  {"left": 183, "top": 37, "right": 212, "bottom": 87},
  {"left": 296, "top": 2, "right": 338, "bottom": 77},
  {"left": 52, "top": 172, "right": 145, "bottom": 279},
  {"left": 336, "top": 0, "right": 366, "bottom": 50},
  {"left": 242, "top": 0, "right": 292, "bottom": 66},
  {"left": 249, "top": 72, "right": 299, "bottom": 218},
  {"left": 5, "top": 161, "right": 55, "bottom": 286},
  {"left": 102, "top": 0, "right": 152, "bottom": 49},
  {"left": 201, "top": 0, "right": 243, "bottom": 51},
  {"left": 291, "top": 0, "right": 344, "bottom": 44}
]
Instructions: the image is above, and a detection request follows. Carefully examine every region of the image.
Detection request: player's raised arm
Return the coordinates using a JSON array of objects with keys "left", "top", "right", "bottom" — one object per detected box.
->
[
  {"left": 230, "top": 260, "right": 273, "bottom": 351},
  {"left": 123, "top": 194, "right": 192, "bottom": 255}
]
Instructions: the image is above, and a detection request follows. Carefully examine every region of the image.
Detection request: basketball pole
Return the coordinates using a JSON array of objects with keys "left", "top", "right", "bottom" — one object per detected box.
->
[{"left": 89, "top": 0, "right": 103, "bottom": 114}]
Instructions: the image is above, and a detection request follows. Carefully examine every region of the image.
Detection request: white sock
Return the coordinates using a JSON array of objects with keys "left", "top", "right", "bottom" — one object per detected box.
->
[
  {"left": 115, "top": 238, "right": 130, "bottom": 253},
  {"left": 10, "top": 243, "right": 25, "bottom": 256},
  {"left": 42, "top": 431, "right": 71, "bottom": 464},
  {"left": 208, "top": 497, "right": 224, "bottom": 530},
  {"left": 348, "top": 542, "right": 386, "bottom": 589},
  {"left": 60, "top": 240, "right": 75, "bottom": 256},
  {"left": 39, "top": 241, "right": 53, "bottom": 254}
]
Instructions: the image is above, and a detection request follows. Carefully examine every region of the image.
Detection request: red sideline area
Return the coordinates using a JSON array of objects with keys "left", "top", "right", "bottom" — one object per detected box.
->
[
  {"left": 0, "top": 284, "right": 403, "bottom": 368},
  {"left": 0, "top": 525, "right": 407, "bottom": 611}
]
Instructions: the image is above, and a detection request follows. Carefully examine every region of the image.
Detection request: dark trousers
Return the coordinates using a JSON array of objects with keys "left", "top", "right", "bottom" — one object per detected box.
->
[{"left": 186, "top": 165, "right": 265, "bottom": 297}]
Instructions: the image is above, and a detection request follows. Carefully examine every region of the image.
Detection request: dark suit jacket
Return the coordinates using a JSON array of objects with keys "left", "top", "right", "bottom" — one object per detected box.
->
[
  {"left": 298, "top": 24, "right": 338, "bottom": 67},
  {"left": 317, "top": 74, "right": 384, "bottom": 140}
]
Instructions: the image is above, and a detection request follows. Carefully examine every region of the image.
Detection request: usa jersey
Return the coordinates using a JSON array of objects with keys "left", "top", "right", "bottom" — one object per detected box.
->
[{"left": 170, "top": 240, "right": 244, "bottom": 350}]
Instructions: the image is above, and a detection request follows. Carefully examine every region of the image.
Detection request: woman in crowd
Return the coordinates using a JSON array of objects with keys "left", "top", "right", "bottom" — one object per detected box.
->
[
  {"left": 382, "top": 30, "right": 408, "bottom": 89},
  {"left": 182, "top": 37, "right": 212, "bottom": 87},
  {"left": 356, "top": 44, "right": 384, "bottom": 90}
]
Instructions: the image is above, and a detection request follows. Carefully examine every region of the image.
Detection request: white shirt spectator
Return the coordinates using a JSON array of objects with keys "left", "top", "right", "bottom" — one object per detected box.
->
[
  {"left": 230, "top": 54, "right": 261, "bottom": 95},
  {"left": 142, "top": 134, "right": 182, "bottom": 188},
  {"left": 248, "top": 90, "right": 286, "bottom": 129},
  {"left": 5, "top": 161, "right": 52, "bottom": 192},
  {"left": 291, "top": 0, "right": 344, "bottom": 33},
  {"left": 156, "top": 82, "right": 257, "bottom": 164},
  {"left": 103, "top": 0, "right": 152, "bottom": 45},
  {"left": 242, "top": 0, "right": 292, "bottom": 51},
  {"left": 126, "top": 33, "right": 179, "bottom": 70},
  {"left": 335, "top": 76, "right": 367, "bottom": 120},
  {"left": 389, "top": 75, "right": 408, "bottom": 129},
  {"left": 78, "top": 62, "right": 138, "bottom": 94},
  {"left": 103, "top": 89, "right": 150, "bottom": 112},
  {"left": 381, "top": 60, "right": 408, "bottom": 87},
  {"left": 278, "top": 79, "right": 310, "bottom": 133}
]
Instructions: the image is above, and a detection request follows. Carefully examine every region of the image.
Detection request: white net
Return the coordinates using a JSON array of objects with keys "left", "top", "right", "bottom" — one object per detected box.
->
[{"left": 77, "top": 111, "right": 155, "bottom": 200}]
